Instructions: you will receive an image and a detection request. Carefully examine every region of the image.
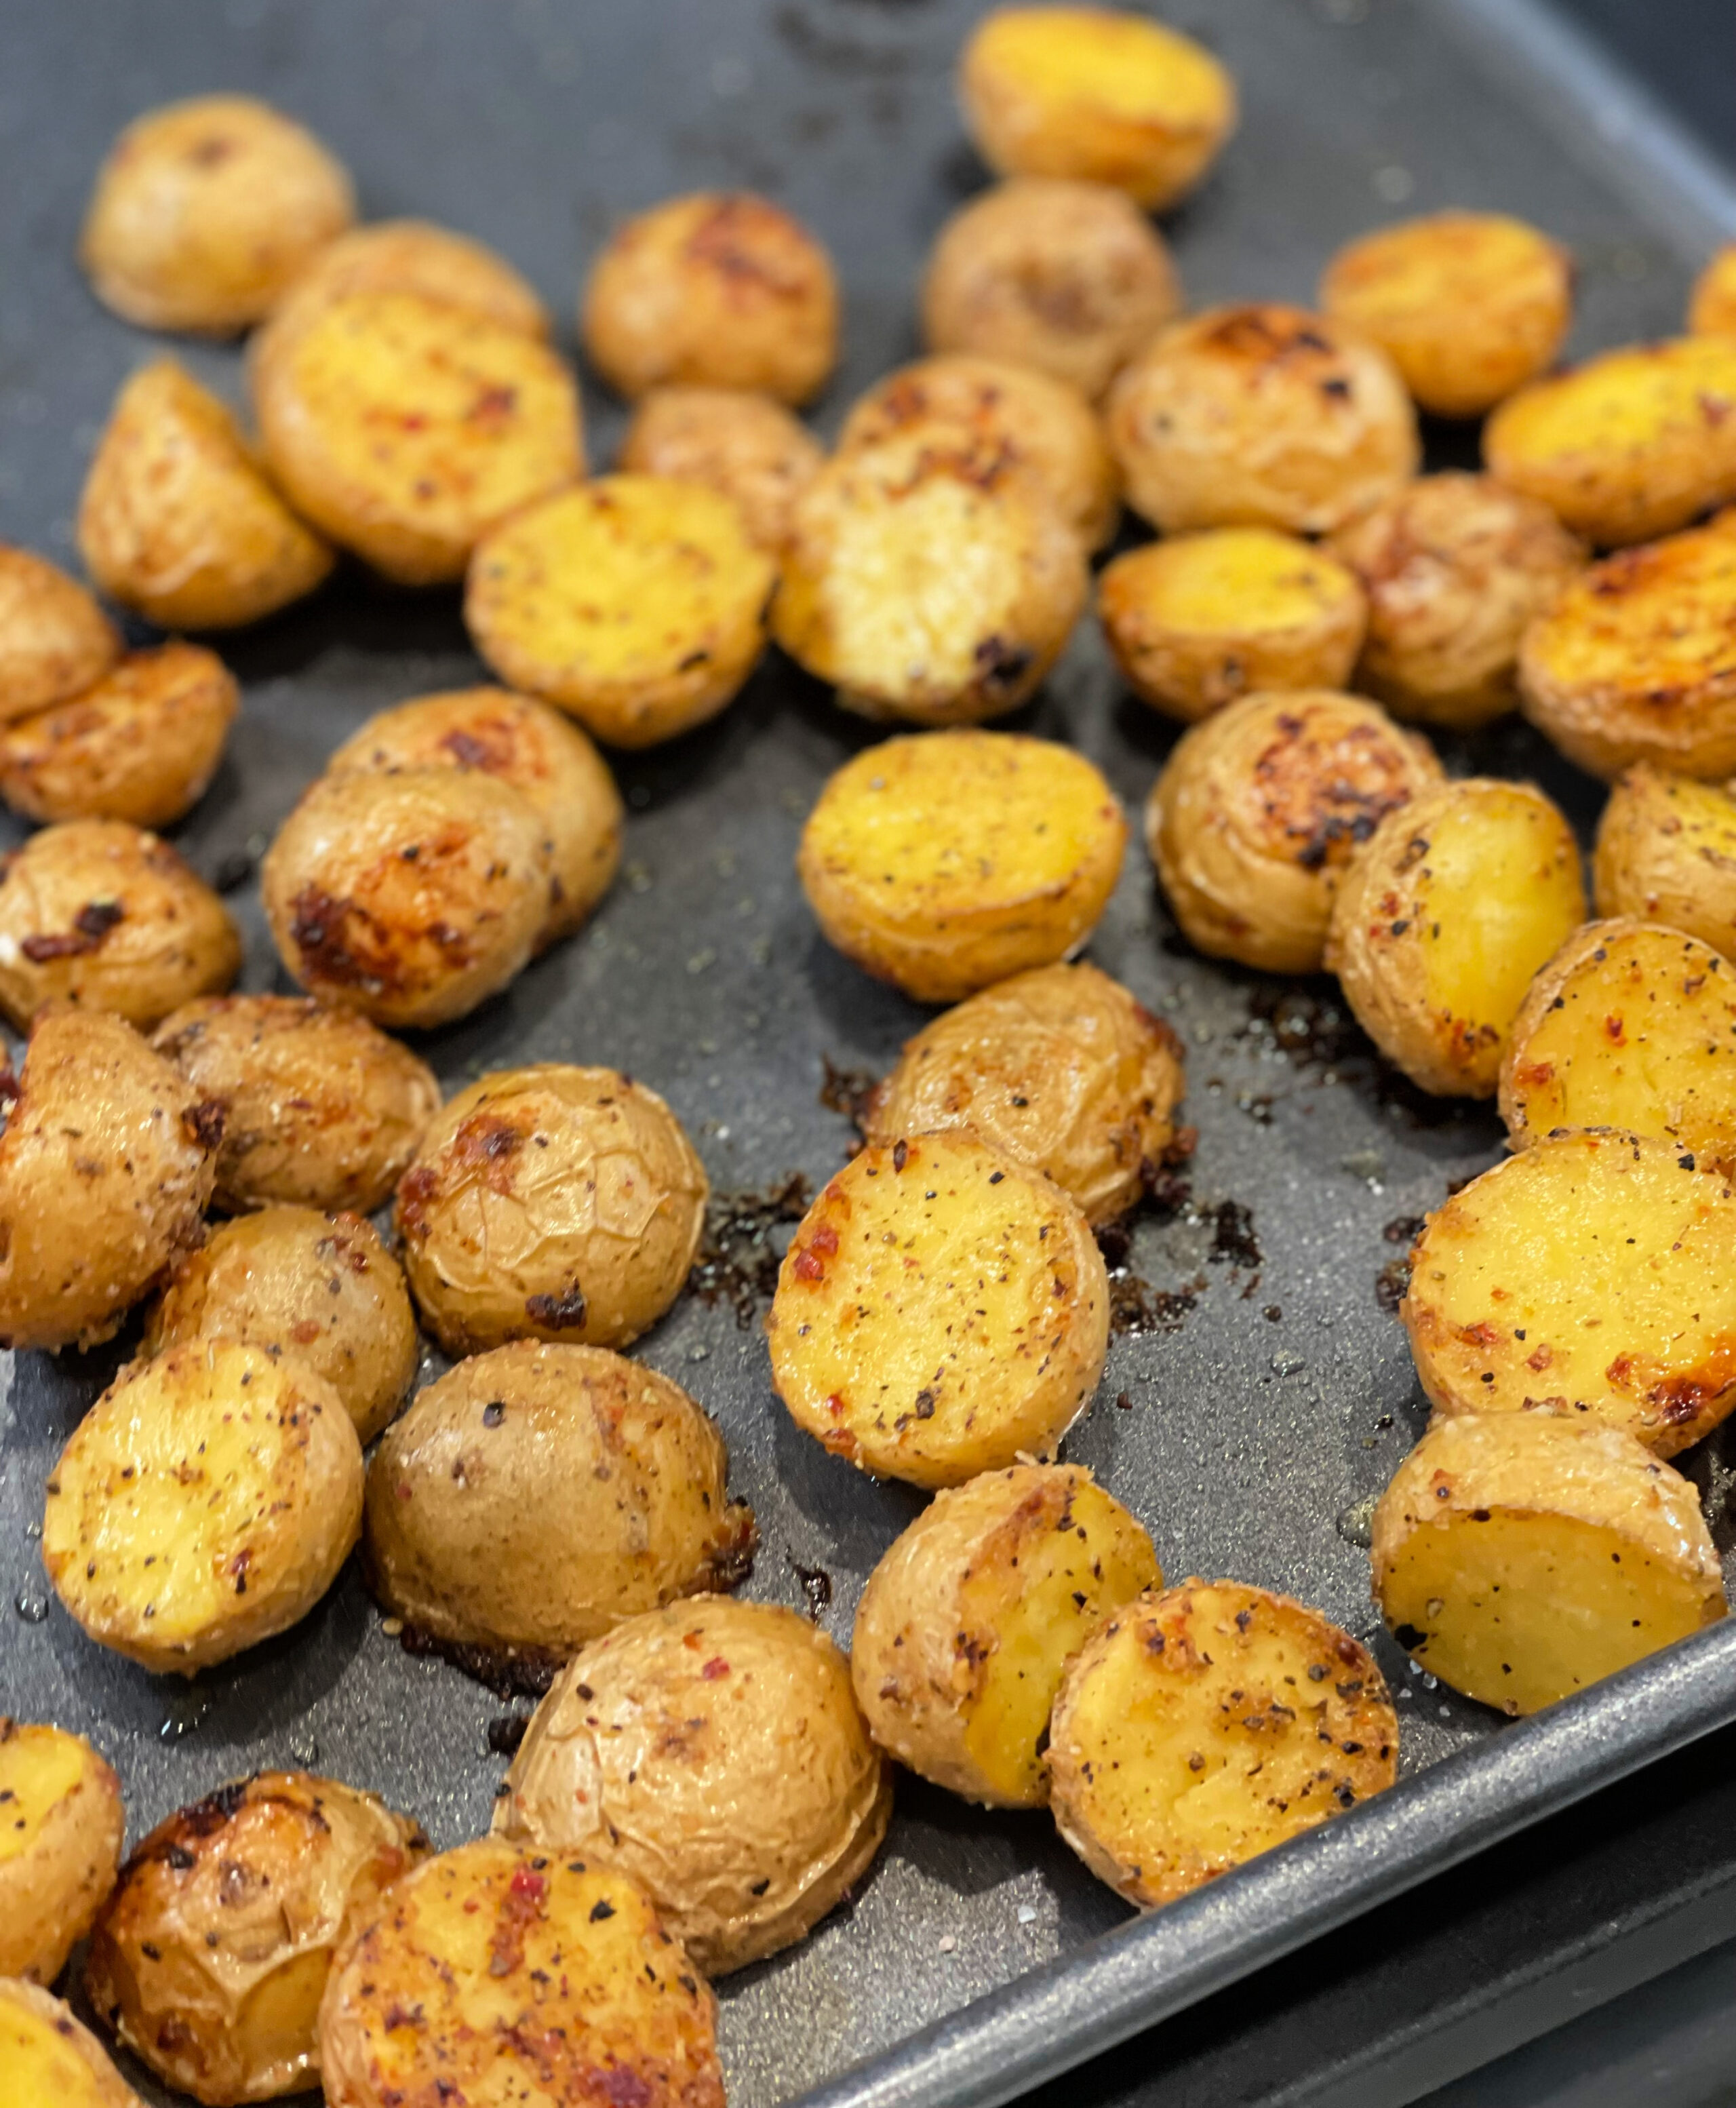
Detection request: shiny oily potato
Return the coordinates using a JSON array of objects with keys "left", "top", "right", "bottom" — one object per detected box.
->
[
  {"left": 1594, "top": 765, "right": 1736, "bottom": 956},
  {"left": 80, "top": 94, "right": 354, "bottom": 334},
  {"left": 0, "top": 548, "right": 119, "bottom": 725},
  {"left": 1320, "top": 212, "right": 1573, "bottom": 418},
  {"left": 852, "top": 1464, "right": 1160, "bottom": 1807},
  {"left": 395, "top": 1064, "right": 707, "bottom": 1357},
  {"left": 84, "top": 1772, "right": 427, "bottom": 2108},
  {"left": 861, "top": 960, "right": 1185, "bottom": 1225},
  {"left": 767, "top": 1131, "right": 1109, "bottom": 1489},
  {"left": 465, "top": 477, "right": 774, "bottom": 748},
  {"left": 253, "top": 290, "right": 584, "bottom": 585},
  {"left": 618, "top": 385, "right": 823, "bottom": 553},
  {"left": 1689, "top": 243, "right": 1736, "bottom": 337},
  {"left": 1108, "top": 304, "right": 1419, "bottom": 537},
  {"left": 267, "top": 217, "right": 550, "bottom": 341},
  {"left": 365, "top": 1343, "right": 757, "bottom": 1672},
  {"left": 1048, "top": 1580, "right": 1398, "bottom": 1909},
  {"left": 1100, "top": 529, "right": 1367, "bottom": 725},
  {"left": 317, "top": 1840, "right": 724, "bottom": 2108},
  {"left": 959, "top": 7, "right": 1236, "bottom": 211},
  {"left": 582, "top": 190, "right": 838, "bottom": 406},
  {"left": 1325, "top": 778, "right": 1586, "bottom": 1097},
  {"left": 261, "top": 767, "right": 552, "bottom": 1029},
  {"left": 0, "top": 1721, "right": 123, "bottom": 1986},
  {"left": 146, "top": 1206, "right": 418, "bottom": 1445},
  {"left": 42, "top": 1338, "right": 363, "bottom": 1676},
  {"left": 153, "top": 994, "right": 440, "bottom": 1216},
  {"left": 495, "top": 1599, "right": 890, "bottom": 1974},
  {"left": 0, "top": 1979, "right": 144, "bottom": 2108},
  {"left": 920, "top": 176, "right": 1183, "bottom": 403},
  {"left": 1371, "top": 1414, "right": 1725, "bottom": 1716},
  {"left": 1146, "top": 689, "right": 1443, "bottom": 974},
  {"left": 798, "top": 730, "right": 1125, "bottom": 1002}
]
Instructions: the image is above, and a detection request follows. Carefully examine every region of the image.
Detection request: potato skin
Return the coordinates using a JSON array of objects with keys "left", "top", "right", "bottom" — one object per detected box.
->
[
  {"left": 1689, "top": 243, "right": 1736, "bottom": 338},
  {"left": 0, "top": 1978, "right": 144, "bottom": 2107},
  {"left": 0, "top": 1721, "right": 124, "bottom": 1987},
  {"left": 395, "top": 1064, "right": 708, "bottom": 1356},
  {"left": 496, "top": 1599, "right": 890, "bottom": 1974},
  {"left": 0, "top": 548, "right": 120, "bottom": 726},
  {"left": 267, "top": 217, "right": 550, "bottom": 340},
  {"left": 83, "top": 1773, "right": 428, "bottom": 2107},
  {"left": 365, "top": 1342, "right": 756, "bottom": 1671},
  {"left": 618, "top": 386, "right": 823, "bottom": 553},
  {"left": 1594, "top": 764, "right": 1736, "bottom": 956}
]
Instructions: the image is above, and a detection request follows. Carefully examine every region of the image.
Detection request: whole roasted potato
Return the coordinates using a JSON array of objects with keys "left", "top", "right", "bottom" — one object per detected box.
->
[
  {"left": 365, "top": 1342, "right": 756, "bottom": 1673},
  {"left": 0, "top": 548, "right": 119, "bottom": 725},
  {"left": 581, "top": 191, "right": 839, "bottom": 406},
  {"left": 0, "top": 1979, "right": 143, "bottom": 2107},
  {"left": 0, "top": 1721, "right": 124, "bottom": 1985},
  {"left": 1689, "top": 243, "right": 1736, "bottom": 337},
  {"left": 618, "top": 386, "right": 823, "bottom": 553},
  {"left": 1594, "top": 764, "right": 1736, "bottom": 955},
  {"left": 266, "top": 217, "right": 549, "bottom": 341},
  {"left": 395, "top": 1064, "right": 708, "bottom": 1356},
  {"left": 496, "top": 1599, "right": 890, "bottom": 1974}
]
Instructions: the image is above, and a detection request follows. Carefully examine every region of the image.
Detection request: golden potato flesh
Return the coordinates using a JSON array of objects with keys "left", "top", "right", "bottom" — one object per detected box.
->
[
  {"left": 1689, "top": 243, "right": 1736, "bottom": 337},
  {"left": 43, "top": 1339, "right": 363, "bottom": 1676},
  {"left": 618, "top": 386, "right": 823, "bottom": 553},
  {"left": 1320, "top": 212, "right": 1572, "bottom": 418},
  {"left": 767, "top": 1132, "right": 1109, "bottom": 1489},
  {"left": 395, "top": 1064, "right": 708, "bottom": 1356},
  {"left": 1100, "top": 529, "right": 1367, "bottom": 725},
  {"left": 0, "top": 1980, "right": 142, "bottom": 2108},
  {"left": 1107, "top": 304, "right": 1419, "bottom": 536},
  {"left": 84, "top": 1772, "right": 427, "bottom": 2107},
  {"left": 365, "top": 1342, "right": 756, "bottom": 1668},
  {"left": 496, "top": 1599, "right": 890, "bottom": 1974},
  {"left": 920, "top": 176, "right": 1184, "bottom": 402},
  {"left": 1325, "top": 778, "right": 1586, "bottom": 1097},
  {"left": 1147, "top": 688, "right": 1443, "bottom": 974},
  {"left": 0, "top": 1722, "right": 123, "bottom": 1987},
  {"left": 1594, "top": 764, "right": 1736, "bottom": 956},
  {"left": 852, "top": 1464, "right": 1160, "bottom": 1807},
  {"left": 959, "top": 7, "right": 1236, "bottom": 210},
  {"left": 0, "top": 641, "right": 237, "bottom": 829},
  {"left": 0, "top": 548, "right": 120, "bottom": 726},
  {"left": 862, "top": 960, "right": 1185, "bottom": 1225},
  {"left": 261, "top": 767, "right": 551, "bottom": 1029},
  {"left": 80, "top": 94, "right": 354, "bottom": 334},
  {"left": 465, "top": 477, "right": 774, "bottom": 748},
  {"left": 153, "top": 994, "right": 440, "bottom": 1216},
  {"left": 798, "top": 729, "right": 1126, "bottom": 1002},
  {"left": 318, "top": 1840, "right": 723, "bottom": 2108},
  {"left": 146, "top": 1206, "right": 418, "bottom": 1445},
  {"left": 1372, "top": 1414, "right": 1724, "bottom": 1716},
  {"left": 253, "top": 290, "right": 584, "bottom": 585},
  {"left": 1048, "top": 1580, "right": 1398, "bottom": 1909},
  {"left": 0, "top": 1007, "right": 218, "bottom": 1352},
  {"left": 267, "top": 217, "right": 550, "bottom": 340},
  {"left": 581, "top": 191, "right": 838, "bottom": 406}
]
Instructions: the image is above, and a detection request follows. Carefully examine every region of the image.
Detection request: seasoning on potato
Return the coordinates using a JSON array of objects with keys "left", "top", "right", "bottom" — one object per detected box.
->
[
  {"left": 1689, "top": 243, "right": 1736, "bottom": 337},
  {"left": 1594, "top": 764, "right": 1736, "bottom": 956},
  {"left": 267, "top": 216, "right": 551, "bottom": 341},
  {"left": 0, "top": 1721, "right": 123, "bottom": 1987},
  {"left": 1371, "top": 1414, "right": 1725, "bottom": 1717},
  {"left": 394, "top": 1063, "right": 708, "bottom": 1357},
  {"left": 0, "top": 548, "right": 120, "bottom": 726},
  {"left": 496, "top": 1598, "right": 890, "bottom": 1973},
  {"left": 1047, "top": 1580, "right": 1398, "bottom": 1907},
  {"left": 618, "top": 385, "right": 823, "bottom": 553},
  {"left": 1325, "top": 777, "right": 1586, "bottom": 1097},
  {"left": 0, "top": 1978, "right": 144, "bottom": 2108},
  {"left": 799, "top": 729, "right": 1125, "bottom": 1001}
]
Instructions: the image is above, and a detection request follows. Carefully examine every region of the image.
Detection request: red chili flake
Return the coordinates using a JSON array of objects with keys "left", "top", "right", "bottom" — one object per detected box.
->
[
  {"left": 701, "top": 1656, "right": 730, "bottom": 1681},
  {"left": 825, "top": 1392, "right": 846, "bottom": 1418},
  {"left": 793, "top": 1249, "right": 825, "bottom": 1281},
  {"left": 810, "top": 1223, "right": 839, "bottom": 1256},
  {"left": 509, "top": 1863, "right": 547, "bottom": 1902}
]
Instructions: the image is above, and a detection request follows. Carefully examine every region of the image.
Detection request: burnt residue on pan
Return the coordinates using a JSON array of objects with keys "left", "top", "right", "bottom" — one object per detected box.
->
[{"left": 690, "top": 1173, "right": 814, "bottom": 1326}]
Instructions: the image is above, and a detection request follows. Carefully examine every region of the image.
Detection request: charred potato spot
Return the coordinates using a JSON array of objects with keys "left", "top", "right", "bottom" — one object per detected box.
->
[
  {"left": 0, "top": 547, "right": 120, "bottom": 726},
  {"left": 1593, "top": 764, "right": 1736, "bottom": 956},
  {"left": 1689, "top": 243, "right": 1736, "bottom": 338},
  {"left": 265, "top": 216, "right": 551, "bottom": 342},
  {"left": 0, "top": 1979, "right": 143, "bottom": 2107},
  {"left": 0, "top": 1722, "right": 124, "bottom": 1987},
  {"left": 618, "top": 386, "right": 823, "bottom": 554}
]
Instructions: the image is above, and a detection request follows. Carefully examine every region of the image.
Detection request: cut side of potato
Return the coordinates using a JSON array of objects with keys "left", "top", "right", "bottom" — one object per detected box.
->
[
  {"left": 0, "top": 1721, "right": 124, "bottom": 1986},
  {"left": 1594, "top": 764, "right": 1736, "bottom": 958},
  {"left": 0, "top": 1978, "right": 142, "bottom": 2107}
]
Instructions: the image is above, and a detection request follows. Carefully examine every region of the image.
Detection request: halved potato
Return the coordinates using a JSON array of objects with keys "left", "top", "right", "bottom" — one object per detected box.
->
[
  {"left": 0, "top": 1722, "right": 124, "bottom": 1986},
  {"left": 0, "top": 548, "right": 120, "bottom": 726},
  {"left": 267, "top": 217, "right": 550, "bottom": 340},
  {"left": 1594, "top": 764, "right": 1736, "bottom": 956},
  {"left": 0, "top": 1979, "right": 142, "bottom": 2107},
  {"left": 1689, "top": 243, "right": 1736, "bottom": 338},
  {"left": 617, "top": 386, "right": 823, "bottom": 553}
]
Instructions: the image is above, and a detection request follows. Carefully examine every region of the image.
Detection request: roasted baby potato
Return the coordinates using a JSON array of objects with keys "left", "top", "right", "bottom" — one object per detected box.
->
[
  {"left": 261, "top": 767, "right": 552, "bottom": 1029},
  {"left": 958, "top": 7, "right": 1236, "bottom": 211},
  {"left": 581, "top": 190, "right": 838, "bottom": 406},
  {"left": 84, "top": 1772, "right": 427, "bottom": 2107},
  {"left": 496, "top": 1599, "right": 890, "bottom": 1974},
  {"left": 81, "top": 94, "right": 354, "bottom": 334},
  {"left": 1048, "top": 1580, "right": 1398, "bottom": 1909},
  {"left": 395, "top": 1064, "right": 708, "bottom": 1356},
  {"left": 1147, "top": 689, "right": 1442, "bottom": 973},
  {"left": 920, "top": 176, "right": 1183, "bottom": 403},
  {"left": 1328, "top": 472, "right": 1585, "bottom": 732},
  {"left": 1689, "top": 243, "right": 1736, "bottom": 337},
  {"left": 0, "top": 1007, "right": 218, "bottom": 1352},
  {"left": 0, "top": 1722, "right": 124, "bottom": 1986},
  {"left": 43, "top": 1338, "right": 363, "bottom": 1676},
  {"left": 465, "top": 477, "right": 774, "bottom": 748},
  {"left": 0, "top": 1978, "right": 143, "bottom": 2108},
  {"left": 1325, "top": 777, "right": 1586, "bottom": 1097},
  {"left": 852, "top": 1464, "right": 1160, "bottom": 1806},
  {"left": 317, "top": 1840, "right": 724, "bottom": 2108},
  {"left": 267, "top": 217, "right": 549, "bottom": 340},
  {"left": 617, "top": 386, "right": 823, "bottom": 553},
  {"left": 1100, "top": 529, "right": 1367, "bottom": 724},
  {"left": 253, "top": 290, "right": 583, "bottom": 585},
  {"left": 153, "top": 994, "right": 441, "bottom": 1216},
  {"left": 0, "top": 548, "right": 120, "bottom": 726},
  {"left": 365, "top": 1342, "right": 756, "bottom": 1673},
  {"left": 767, "top": 1131, "right": 1109, "bottom": 1489},
  {"left": 1372, "top": 1413, "right": 1725, "bottom": 1715},
  {"left": 1594, "top": 765, "right": 1736, "bottom": 956},
  {"left": 146, "top": 1206, "right": 418, "bottom": 1445},
  {"left": 861, "top": 960, "right": 1185, "bottom": 1225}
]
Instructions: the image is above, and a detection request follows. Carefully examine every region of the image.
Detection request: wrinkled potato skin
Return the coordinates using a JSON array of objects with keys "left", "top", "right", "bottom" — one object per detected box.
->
[
  {"left": 1690, "top": 244, "right": 1736, "bottom": 338},
  {"left": 0, "top": 549, "right": 120, "bottom": 726},
  {"left": 1594, "top": 765, "right": 1736, "bottom": 956},
  {"left": 395, "top": 1064, "right": 708, "bottom": 1356},
  {"left": 0, "top": 1979, "right": 144, "bottom": 2108},
  {"left": 618, "top": 387, "right": 823, "bottom": 554},
  {"left": 496, "top": 1599, "right": 891, "bottom": 1974},
  {"left": 0, "top": 1722, "right": 124, "bottom": 1986},
  {"left": 268, "top": 218, "right": 550, "bottom": 341}
]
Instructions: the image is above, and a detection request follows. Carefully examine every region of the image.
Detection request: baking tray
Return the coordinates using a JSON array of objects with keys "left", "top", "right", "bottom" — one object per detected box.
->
[{"left": 3, "top": 3, "right": 1736, "bottom": 2105}]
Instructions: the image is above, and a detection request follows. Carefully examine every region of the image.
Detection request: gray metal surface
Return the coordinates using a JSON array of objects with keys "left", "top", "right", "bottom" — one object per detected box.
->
[{"left": 1, "top": 3, "right": 1734, "bottom": 2106}]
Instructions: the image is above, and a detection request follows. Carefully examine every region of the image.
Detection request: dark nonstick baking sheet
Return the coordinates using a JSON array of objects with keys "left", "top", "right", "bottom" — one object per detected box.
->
[{"left": 4, "top": 3, "right": 1736, "bottom": 2105}]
